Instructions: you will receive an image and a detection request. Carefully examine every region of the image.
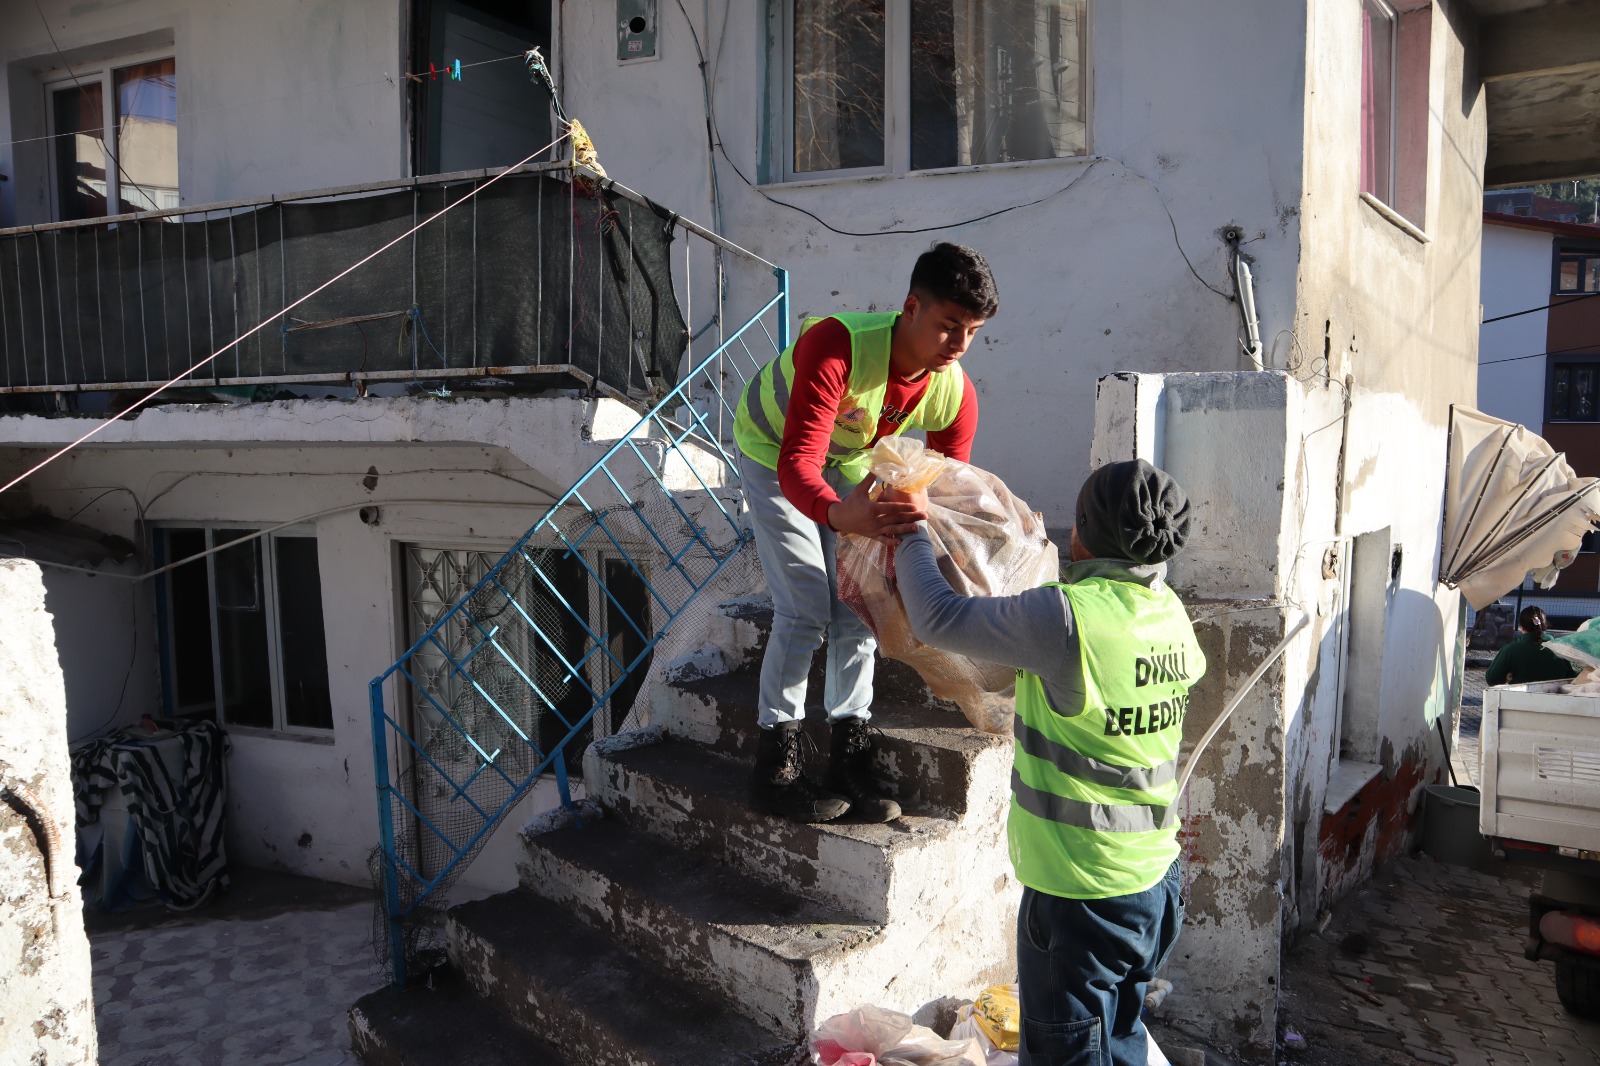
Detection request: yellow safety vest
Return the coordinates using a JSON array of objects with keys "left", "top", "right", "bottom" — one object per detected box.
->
[
  {"left": 1009, "top": 576, "right": 1206, "bottom": 899},
  {"left": 734, "top": 312, "right": 967, "bottom": 484}
]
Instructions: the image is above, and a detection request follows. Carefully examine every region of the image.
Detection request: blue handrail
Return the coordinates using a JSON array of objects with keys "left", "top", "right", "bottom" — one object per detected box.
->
[{"left": 370, "top": 245, "right": 790, "bottom": 985}]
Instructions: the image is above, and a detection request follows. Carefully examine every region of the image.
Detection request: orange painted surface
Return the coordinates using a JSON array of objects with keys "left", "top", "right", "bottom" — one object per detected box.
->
[{"left": 1317, "top": 756, "right": 1432, "bottom": 910}]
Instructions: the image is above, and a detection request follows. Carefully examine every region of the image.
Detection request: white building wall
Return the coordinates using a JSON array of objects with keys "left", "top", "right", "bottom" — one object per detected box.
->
[
  {"left": 0, "top": 0, "right": 408, "bottom": 225},
  {"left": 1291, "top": 0, "right": 1483, "bottom": 921},
  {"left": 0, "top": 393, "right": 704, "bottom": 893},
  {"left": 558, "top": 0, "right": 1311, "bottom": 526},
  {"left": 1478, "top": 223, "right": 1554, "bottom": 430}
]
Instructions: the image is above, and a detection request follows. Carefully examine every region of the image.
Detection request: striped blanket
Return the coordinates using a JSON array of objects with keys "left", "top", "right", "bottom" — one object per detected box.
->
[{"left": 72, "top": 719, "right": 231, "bottom": 908}]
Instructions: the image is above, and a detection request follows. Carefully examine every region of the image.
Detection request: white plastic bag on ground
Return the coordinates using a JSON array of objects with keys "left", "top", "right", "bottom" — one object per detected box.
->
[
  {"left": 948, "top": 1007, "right": 1018, "bottom": 1066},
  {"left": 810, "top": 1004, "right": 984, "bottom": 1066},
  {"left": 836, "top": 438, "right": 1058, "bottom": 734}
]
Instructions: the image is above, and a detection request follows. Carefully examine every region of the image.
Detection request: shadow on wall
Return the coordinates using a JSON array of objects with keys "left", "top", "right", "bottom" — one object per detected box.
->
[{"left": 40, "top": 568, "right": 154, "bottom": 745}]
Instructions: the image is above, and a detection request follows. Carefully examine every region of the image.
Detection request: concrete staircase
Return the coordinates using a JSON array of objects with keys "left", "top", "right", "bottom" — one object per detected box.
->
[{"left": 350, "top": 599, "right": 1017, "bottom": 1065}]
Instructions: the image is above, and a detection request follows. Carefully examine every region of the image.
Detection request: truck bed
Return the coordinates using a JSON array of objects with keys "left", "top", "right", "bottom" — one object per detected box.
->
[{"left": 1480, "top": 681, "right": 1600, "bottom": 853}]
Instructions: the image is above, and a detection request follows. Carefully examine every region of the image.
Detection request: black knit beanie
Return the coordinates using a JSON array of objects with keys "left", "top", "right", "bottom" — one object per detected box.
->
[{"left": 1074, "top": 459, "right": 1192, "bottom": 564}]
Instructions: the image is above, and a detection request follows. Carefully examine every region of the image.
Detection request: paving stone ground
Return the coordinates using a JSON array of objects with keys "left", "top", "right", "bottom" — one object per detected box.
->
[
  {"left": 1266, "top": 660, "right": 1600, "bottom": 1066},
  {"left": 87, "top": 870, "right": 377, "bottom": 1066}
]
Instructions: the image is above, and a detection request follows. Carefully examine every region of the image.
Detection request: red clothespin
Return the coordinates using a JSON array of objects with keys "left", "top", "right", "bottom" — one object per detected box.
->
[{"left": 429, "top": 62, "right": 438, "bottom": 81}]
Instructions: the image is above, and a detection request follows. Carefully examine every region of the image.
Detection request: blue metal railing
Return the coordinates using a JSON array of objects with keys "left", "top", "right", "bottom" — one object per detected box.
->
[{"left": 369, "top": 193, "right": 788, "bottom": 985}]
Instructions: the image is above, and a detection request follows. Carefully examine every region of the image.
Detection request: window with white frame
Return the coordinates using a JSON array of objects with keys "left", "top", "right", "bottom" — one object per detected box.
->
[
  {"left": 160, "top": 527, "right": 332, "bottom": 733},
  {"left": 779, "top": 0, "right": 1088, "bottom": 180},
  {"left": 47, "top": 54, "right": 178, "bottom": 221}
]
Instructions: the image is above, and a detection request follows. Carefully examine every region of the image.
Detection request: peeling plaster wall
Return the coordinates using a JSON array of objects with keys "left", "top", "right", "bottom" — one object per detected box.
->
[
  {"left": 0, "top": 560, "right": 96, "bottom": 1066},
  {"left": 1089, "top": 373, "right": 1290, "bottom": 1058},
  {"left": 1297, "top": 0, "right": 1484, "bottom": 912},
  {"left": 557, "top": 0, "right": 1309, "bottom": 526},
  {"left": 0, "top": 0, "right": 407, "bottom": 225},
  {"left": 0, "top": 394, "right": 700, "bottom": 896}
]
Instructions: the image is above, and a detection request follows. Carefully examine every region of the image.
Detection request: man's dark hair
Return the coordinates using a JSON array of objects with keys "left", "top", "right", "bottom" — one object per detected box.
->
[{"left": 908, "top": 242, "right": 1000, "bottom": 319}]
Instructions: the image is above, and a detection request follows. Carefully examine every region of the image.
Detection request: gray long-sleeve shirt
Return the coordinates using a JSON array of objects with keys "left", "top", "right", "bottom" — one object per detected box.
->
[{"left": 895, "top": 527, "right": 1170, "bottom": 714}]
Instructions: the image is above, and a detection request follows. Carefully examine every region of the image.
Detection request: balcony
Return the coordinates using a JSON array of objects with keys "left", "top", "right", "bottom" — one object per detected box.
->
[
  {"left": 1479, "top": 0, "right": 1600, "bottom": 187},
  {"left": 0, "top": 163, "right": 688, "bottom": 406}
]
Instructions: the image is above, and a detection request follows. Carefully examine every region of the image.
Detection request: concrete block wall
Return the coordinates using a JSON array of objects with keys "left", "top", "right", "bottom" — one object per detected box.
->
[{"left": 0, "top": 560, "right": 97, "bottom": 1066}]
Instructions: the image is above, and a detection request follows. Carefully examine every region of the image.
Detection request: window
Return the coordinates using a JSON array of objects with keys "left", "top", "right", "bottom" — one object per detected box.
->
[
  {"left": 780, "top": 0, "right": 1088, "bottom": 180},
  {"left": 1359, "top": 1, "right": 1394, "bottom": 203},
  {"left": 159, "top": 528, "right": 333, "bottom": 733},
  {"left": 1359, "top": 1, "right": 1429, "bottom": 224},
  {"left": 1549, "top": 360, "right": 1600, "bottom": 422},
  {"left": 411, "top": 1, "right": 552, "bottom": 176},
  {"left": 1557, "top": 251, "right": 1600, "bottom": 294},
  {"left": 47, "top": 55, "right": 177, "bottom": 221}
]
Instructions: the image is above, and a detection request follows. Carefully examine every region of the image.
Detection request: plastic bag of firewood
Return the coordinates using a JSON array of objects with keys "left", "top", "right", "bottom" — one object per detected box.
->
[{"left": 836, "top": 438, "right": 1058, "bottom": 734}]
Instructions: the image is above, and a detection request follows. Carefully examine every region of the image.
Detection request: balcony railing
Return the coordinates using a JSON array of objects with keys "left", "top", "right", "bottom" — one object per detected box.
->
[
  {"left": 367, "top": 185, "right": 788, "bottom": 985},
  {"left": 0, "top": 163, "right": 686, "bottom": 401}
]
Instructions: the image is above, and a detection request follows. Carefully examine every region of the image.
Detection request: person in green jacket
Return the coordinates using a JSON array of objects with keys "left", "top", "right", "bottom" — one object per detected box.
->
[
  {"left": 892, "top": 459, "right": 1203, "bottom": 1066},
  {"left": 1485, "top": 607, "right": 1577, "bottom": 686}
]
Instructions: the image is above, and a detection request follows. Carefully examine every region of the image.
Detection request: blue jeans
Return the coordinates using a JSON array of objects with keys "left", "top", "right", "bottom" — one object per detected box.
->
[
  {"left": 738, "top": 453, "right": 876, "bottom": 727},
  {"left": 1017, "top": 862, "right": 1184, "bottom": 1066}
]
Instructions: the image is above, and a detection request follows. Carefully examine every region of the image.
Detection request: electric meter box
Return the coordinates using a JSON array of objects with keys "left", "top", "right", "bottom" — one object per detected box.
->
[{"left": 618, "top": 0, "right": 658, "bottom": 61}]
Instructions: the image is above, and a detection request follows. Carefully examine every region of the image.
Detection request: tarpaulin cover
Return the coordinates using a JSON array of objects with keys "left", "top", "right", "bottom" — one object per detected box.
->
[
  {"left": 1440, "top": 406, "right": 1600, "bottom": 609},
  {"left": 0, "top": 174, "right": 685, "bottom": 394}
]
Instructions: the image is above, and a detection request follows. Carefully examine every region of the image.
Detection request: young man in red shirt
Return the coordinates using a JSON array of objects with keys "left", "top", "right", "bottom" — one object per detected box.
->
[{"left": 732, "top": 243, "right": 999, "bottom": 822}]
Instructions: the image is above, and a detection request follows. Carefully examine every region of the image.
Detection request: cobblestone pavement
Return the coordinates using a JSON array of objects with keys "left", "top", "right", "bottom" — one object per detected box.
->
[
  {"left": 88, "top": 872, "right": 377, "bottom": 1066},
  {"left": 1270, "top": 659, "right": 1600, "bottom": 1066},
  {"left": 1277, "top": 854, "right": 1600, "bottom": 1065}
]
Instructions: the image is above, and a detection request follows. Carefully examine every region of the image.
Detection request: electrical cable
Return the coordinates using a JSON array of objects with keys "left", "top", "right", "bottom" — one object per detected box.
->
[
  {"left": 0, "top": 129, "right": 573, "bottom": 498},
  {"left": 1482, "top": 290, "right": 1600, "bottom": 325},
  {"left": 63, "top": 485, "right": 142, "bottom": 524},
  {"left": 3, "top": 496, "right": 560, "bottom": 584},
  {"left": 31, "top": 0, "right": 162, "bottom": 216},
  {"left": 1480, "top": 337, "right": 1600, "bottom": 366},
  {"left": 666, "top": 0, "right": 1111, "bottom": 238},
  {"left": 139, "top": 466, "right": 556, "bottom": 511}
]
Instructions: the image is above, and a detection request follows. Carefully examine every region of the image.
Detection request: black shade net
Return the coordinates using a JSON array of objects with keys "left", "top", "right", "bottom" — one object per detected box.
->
[{"left": 0, "top": 173, "right": 686, "bottom": 395}]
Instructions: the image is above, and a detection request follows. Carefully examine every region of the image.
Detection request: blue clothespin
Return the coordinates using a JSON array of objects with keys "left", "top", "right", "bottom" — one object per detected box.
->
[{"left": 452, "top": 59, "right": 461, "bottom": 81}]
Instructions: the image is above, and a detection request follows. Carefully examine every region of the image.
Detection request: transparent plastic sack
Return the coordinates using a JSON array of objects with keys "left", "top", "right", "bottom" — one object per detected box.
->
[
  {"left": 836, "top": 438, "right": 1059, "bottom": 734},
  {"left": 810, "top": 1004, "right": 985, "bottom": 1066}
]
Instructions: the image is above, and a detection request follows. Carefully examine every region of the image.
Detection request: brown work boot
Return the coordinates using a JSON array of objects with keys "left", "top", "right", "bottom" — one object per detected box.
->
[
  {"left": 750, "top": 722, "right": 849, "bottom": 823},
  {"left": 828, "top": 716, "right": 901, "bottom": 823}
]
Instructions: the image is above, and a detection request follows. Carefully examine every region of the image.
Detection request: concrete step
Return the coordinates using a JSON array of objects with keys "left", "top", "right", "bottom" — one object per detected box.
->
[
  {"left": 517, "top": 805, "right": 882, "bottom": 1036},
  {"left": 349, "top": 968, "right": 566, "bottom": 1066},
  {"left": 449, "top": 890, "right": 805, "bottom": 1066},
  {"left": 672, "top": 601, "right": 937, "bottom": 706},
  {"left": 654, "top": 672, "right": 1009, "bottom": 819},
  {"left": 586, "top": 732, "right": 963, "bottom": 923}
]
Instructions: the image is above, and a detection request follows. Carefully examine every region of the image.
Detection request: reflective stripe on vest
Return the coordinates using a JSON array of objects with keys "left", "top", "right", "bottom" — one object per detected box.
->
[
  {"left": 1006, "top": 575, "right": 1206, "bottom": 899},
  {"left": 1013, "top": 717, "right": 1177, "bottom": 793},
  {"left": 733, "top": 312, "right": 966, "bottom": 481}
]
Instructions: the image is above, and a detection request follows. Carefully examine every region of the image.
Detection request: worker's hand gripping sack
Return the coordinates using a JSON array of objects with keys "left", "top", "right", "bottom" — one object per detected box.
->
[{"left": 835, "top": 438, "right": 1058, "bottom": 734}]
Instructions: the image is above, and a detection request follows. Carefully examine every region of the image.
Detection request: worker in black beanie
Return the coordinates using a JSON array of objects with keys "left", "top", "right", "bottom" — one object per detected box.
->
[{"left": 891, "top": 458, "right": 1206, "bottom": 1066}]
